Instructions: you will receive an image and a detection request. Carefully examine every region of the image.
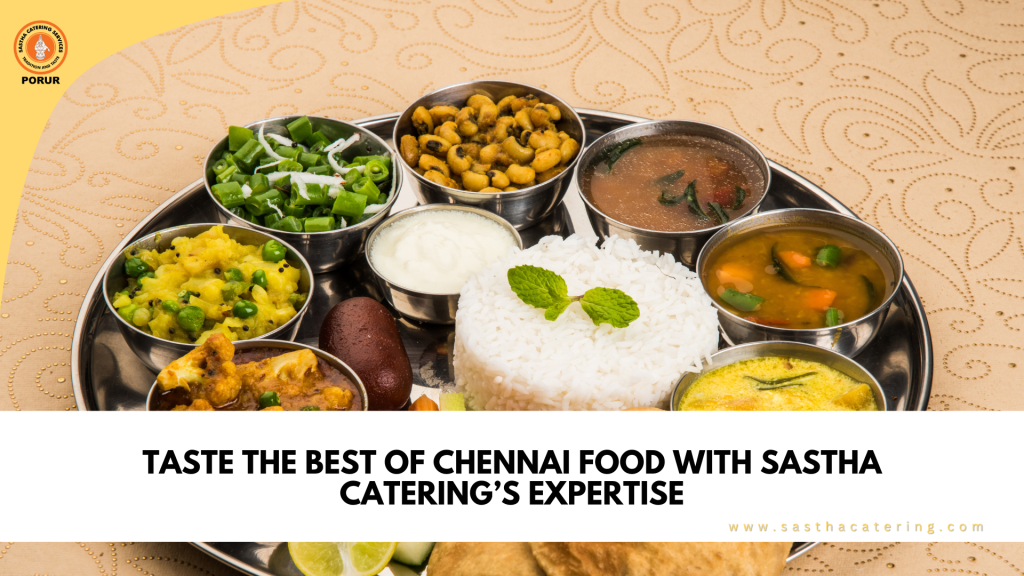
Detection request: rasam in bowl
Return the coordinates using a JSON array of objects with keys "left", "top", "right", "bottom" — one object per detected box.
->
[{"left": 576, "top": 119, "right": 771, "bottom": 268}]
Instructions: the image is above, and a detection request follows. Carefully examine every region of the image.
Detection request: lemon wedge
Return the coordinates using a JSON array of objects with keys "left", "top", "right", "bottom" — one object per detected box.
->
[{"left": 288, "top": 542, "right": 397, "bottom": 576}]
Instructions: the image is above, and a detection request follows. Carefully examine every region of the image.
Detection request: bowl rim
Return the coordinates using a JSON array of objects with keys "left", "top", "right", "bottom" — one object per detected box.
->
[
  {"left": 145, "top": 338, "right": 370, "bottom": 411},
  {"left": 574, "top": 118, "right": 772, "bottom": 237},
  {"left": 364, "top": 203, "right": 525, "bottom": 297},
  {"left": 102, "top": 222, "right": 314, "bottom": 346},
  {"left": 695, "top": 207, "right": 906, "bottom": 334},
  {"left": 202, "top": 114, "right": 401, "bottom": 237},
  {"left": 669, "top": 340, "right": 887, "bottom": 412},
  {"left": 391, "top": 79, "right": 587, "bottom": 199}
]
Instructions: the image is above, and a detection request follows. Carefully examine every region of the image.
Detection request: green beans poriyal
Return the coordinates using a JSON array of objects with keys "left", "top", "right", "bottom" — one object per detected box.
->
[{"left": 210, "top": 117, "right": 392, "bottom": 232}]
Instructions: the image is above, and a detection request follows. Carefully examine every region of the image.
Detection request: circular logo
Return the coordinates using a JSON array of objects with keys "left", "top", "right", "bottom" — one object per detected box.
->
[{"left": 14, "top": 21, "right": 67, "bottom": 74}]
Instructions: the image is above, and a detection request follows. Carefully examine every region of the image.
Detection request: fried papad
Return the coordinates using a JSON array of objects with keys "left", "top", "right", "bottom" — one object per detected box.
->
[
  {"left": 527, "top": 542, "right": 791, "bottom": 576},
  {"left": 426, "top": 542, "right": 546, "bottom": 576}
]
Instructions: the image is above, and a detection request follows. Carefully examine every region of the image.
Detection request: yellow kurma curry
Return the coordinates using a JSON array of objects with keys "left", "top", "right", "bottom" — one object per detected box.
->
[
  {"left": 153, "top": 333, "right": 361, "bottom": 411},
  {"left": 677, "top": 356, "right": 878, "bottom": 412}
]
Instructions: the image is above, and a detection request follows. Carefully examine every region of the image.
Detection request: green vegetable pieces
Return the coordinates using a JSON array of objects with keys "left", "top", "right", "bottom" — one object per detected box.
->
[
  {"left": 815, "top": 245, "right": 842, "bottom": 268},
  {"left": 212, "top": 117, "right": 392, "bottom": 232},
  {"left": 507, "top": 265, "right": 640, "bottom": 328}
]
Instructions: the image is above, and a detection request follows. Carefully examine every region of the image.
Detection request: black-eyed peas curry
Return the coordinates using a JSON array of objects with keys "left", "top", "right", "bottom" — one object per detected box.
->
[{"left": 399, "top": 93, "right": 580, "bottom": 193}]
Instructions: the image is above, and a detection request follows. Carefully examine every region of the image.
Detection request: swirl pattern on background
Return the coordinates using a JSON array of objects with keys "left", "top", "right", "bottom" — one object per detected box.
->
[{"left": 3, "top": 0, "right": 1023, "bottom": 568}]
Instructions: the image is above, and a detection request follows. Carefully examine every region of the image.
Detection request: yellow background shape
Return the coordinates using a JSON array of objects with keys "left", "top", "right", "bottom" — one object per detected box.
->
[{"left": 0, "top": 0, "right": 277, "bottom": 300}]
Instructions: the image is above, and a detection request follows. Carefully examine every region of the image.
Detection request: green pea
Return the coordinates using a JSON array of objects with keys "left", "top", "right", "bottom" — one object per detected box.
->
[
  {"left": 177, "top": 306, "right": 206, "bottom": 332},
  {"left": 161, "top": 300, "right": 182, "bottom": 314},
  {"left": 232, "top": 300, "right": 259, "bottom": 319},
  {"left": 259, "top": 391, "right": 281, "bottom": 409},
  {"left": 221, "top": 281, "right": 247, "bottom": 302},
  {"left": 262, "top": 240, "right": 287, "bottom": 263},
  {"left": 132, "top": 307, "right": 152, "bottom": 327},
  {"left": 225, "top": 268, "right": 244, "bottom": 282},
  {"left": 300, "top": 406, "right": 320, "bottom": 411},
  {"left": 251, "top": 269, "right": 268, "bottom": 289},
  {"left": 124, "top": 258, "right": 149, "bottom": 277},
  {"left": 288, "top": 293, "right": 306, "bottom": 307},
  {"left": 117, "top": 304, "right": 139, "bottom": 323}
]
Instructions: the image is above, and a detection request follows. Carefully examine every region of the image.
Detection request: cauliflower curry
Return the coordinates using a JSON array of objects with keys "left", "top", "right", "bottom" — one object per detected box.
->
[{"left": 153, "top": 333, "right": 362, "bottom": 411}]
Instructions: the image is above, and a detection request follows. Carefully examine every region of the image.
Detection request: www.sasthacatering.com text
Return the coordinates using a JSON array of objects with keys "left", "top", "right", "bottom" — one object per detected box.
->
[{"left": 729, "top": 522, "right": 983, "bottom": 535}]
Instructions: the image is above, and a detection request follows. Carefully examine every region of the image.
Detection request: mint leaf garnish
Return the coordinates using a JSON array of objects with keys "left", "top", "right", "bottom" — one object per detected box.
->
[
  {"left": 507, "top": 265, "right": 639, "bottom": 328},
  {"left": 507, "top": 265, "right": 568, "bottom": 309},
  {"left": 544, "top": 299, "right": 571, "bottom": 321},
  {"left": 580, "top": 287, "right": 640, "bottom": 328}
]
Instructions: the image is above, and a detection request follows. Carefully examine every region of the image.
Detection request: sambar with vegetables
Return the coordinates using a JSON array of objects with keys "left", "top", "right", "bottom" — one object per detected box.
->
[{"left": 704, "top": 226, "right": 890, "bottom": 329}]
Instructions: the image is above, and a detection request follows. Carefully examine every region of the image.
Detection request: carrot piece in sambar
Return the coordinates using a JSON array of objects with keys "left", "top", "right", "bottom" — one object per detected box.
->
[
  {"left": 805, "top": 288, "right": 837, "bottom": 311},
  {"left": 778, "top": 250, "right": 812, "bottom": 268}
]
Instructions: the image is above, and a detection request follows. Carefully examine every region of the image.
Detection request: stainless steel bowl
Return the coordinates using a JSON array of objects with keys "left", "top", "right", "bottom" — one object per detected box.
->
[
  {"left": 103, "top": 223, "right": 314, "bottom": 373},
  {"left": 392, "top": 80, "right": 586, "bottom": 230},
  {"left": 145, "top": 339, "right": 369, "bottom": 411},
  {"left": 575, "top": 119, "right": 771, "bottom": 268},
  {"left": 670, "top": 341, "right": 888, "bottom": 411},
  {"left": 696, "top": 208, "right": 905, "bottom": 357},
  {"left": 204, "top": 115, "right": 401, "bottom": 273},
  {"left": 364, "top": 204, "right": 523, "bottom": 324}
]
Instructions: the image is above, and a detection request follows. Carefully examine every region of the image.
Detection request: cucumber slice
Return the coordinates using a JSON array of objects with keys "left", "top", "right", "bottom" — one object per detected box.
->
[
  {"left": 387, "top": 563, "right": 420, "bottom": 576},
  {"left": 393, "top": 542, "right": 435, "bottom": 566}
]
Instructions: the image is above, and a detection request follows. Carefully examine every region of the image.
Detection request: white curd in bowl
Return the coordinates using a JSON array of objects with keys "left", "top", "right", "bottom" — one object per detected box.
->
[{"left": 369, "top": 209, "right": 517, "bottom": 294}]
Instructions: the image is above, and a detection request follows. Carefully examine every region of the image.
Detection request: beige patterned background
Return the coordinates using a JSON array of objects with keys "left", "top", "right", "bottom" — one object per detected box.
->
[{"left": 3, "top": 0, "right": 1022, "bottom": 572}]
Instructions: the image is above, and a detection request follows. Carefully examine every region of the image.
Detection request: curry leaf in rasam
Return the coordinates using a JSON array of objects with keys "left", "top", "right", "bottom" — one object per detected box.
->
[{"left": 596, "top": 138, "right": 642, "bottom": 173}]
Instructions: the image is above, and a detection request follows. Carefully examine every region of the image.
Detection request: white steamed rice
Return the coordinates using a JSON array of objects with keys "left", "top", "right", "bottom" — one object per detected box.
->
[{"left": 453, "top": 234, "right": 719, "bottom": 411}]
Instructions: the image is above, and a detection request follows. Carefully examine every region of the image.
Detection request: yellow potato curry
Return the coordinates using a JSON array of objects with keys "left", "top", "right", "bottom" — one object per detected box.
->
[
  {"left": 678, "top": 356, "right": 878, "bottom": 411},
  {"left": 154, "top": 334, "right": 361, "bottom": 411},
  {"left": 110, "top": 225, "right": 305, "bottom": 344}
]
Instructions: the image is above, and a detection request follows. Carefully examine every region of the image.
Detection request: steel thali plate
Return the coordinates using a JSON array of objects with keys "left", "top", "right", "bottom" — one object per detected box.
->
[{"left": 70, "top": 109, "right": 932, "bottom": 574}]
